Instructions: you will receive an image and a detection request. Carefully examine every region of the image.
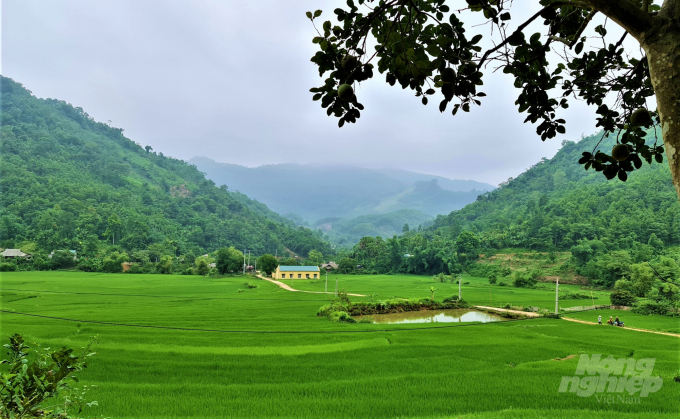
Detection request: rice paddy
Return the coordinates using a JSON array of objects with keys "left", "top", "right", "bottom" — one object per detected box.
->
[{"left": 1, "top": 271, "right": 678, "bottom": 418}]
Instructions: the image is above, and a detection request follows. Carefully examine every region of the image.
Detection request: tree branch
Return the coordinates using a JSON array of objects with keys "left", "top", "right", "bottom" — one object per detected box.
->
[
  {"left": 478, "top": 1, "right": 589, "bottom": 69},
  {"left": 580, "top": 0, "right": 656, "bottom": 39}
]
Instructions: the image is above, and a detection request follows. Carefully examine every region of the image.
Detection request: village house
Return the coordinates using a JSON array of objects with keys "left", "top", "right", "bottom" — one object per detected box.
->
[
  {"left": 272, "top": 265, "right": 320, "bottom": 280},
  {"left": 0, "top": 249, "right": 32, "bottom": 260},
  {"left": 320, "top": 261, "right": 338, "bottom": 270}
]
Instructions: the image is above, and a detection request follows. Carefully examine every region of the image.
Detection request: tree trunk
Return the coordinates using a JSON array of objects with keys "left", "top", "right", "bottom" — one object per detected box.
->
[{"left": 643, "top": 21, "right": 680, "bottom": 201}]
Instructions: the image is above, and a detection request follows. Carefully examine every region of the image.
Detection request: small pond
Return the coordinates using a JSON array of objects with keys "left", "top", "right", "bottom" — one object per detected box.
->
[{"left": 355, "top": 309, "right": 508, "bottom": 324}]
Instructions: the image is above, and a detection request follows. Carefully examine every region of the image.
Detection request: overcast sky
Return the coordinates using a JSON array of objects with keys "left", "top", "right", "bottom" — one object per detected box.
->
[{"left": 2, "top": 0, "right": 620, "bottom": 185}]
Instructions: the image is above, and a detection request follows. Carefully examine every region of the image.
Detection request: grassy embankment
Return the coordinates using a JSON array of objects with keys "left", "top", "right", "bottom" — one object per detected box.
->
[{"left": 1, "top": 271, "right": 678, "bottom": 418}]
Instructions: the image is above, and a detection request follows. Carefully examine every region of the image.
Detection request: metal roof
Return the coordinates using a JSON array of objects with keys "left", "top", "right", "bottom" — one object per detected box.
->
[
  {"left": 1, "top": 249, "right": 28, "bottom": 257},
  {"left": 278, "top": 266, "right": 320, "bottom": 272}
]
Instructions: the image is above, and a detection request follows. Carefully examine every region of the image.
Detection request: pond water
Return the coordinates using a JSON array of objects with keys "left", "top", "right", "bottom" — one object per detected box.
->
[{"left": 355, "top": 309, "right": 508, "bottom": 324}]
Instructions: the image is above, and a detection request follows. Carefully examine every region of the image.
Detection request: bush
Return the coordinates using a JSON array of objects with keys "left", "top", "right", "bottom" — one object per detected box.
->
[
  {"left": 488, "top": 274, "right": 498, "bottom": 285},
  {"left": 329, "top": 311, "right": 356, "bottom": 323},
  {"left": 432, "top": 273, "right": 448, "bottom": 283},
  {"left": 77, "top": 257, "right": 103, "bottom": 272},
  {"left": 442, "top": 294, "right": 460, "bottom": 303},
  {"left": 559, "top": 291, "right": 596, "bottom": 300},
  {"left": 195, "top": 258, "right": 210, "bottom": 276},
  {"left": 513, "top": 272, "right": 537, "bottom": 288},
  {"left": 631, "top": 300, "right": 679, "bottom": 317},
  {"left": 49, "top": 250, "right": 77, "bottom": 269},
  {"left": 183, "top": 267, "right": 195, "bottom": 275},
  {"left": 245, "top": 281, "right": 258, "bottom": 289},
  {"left": 102, "top": 251, "right": 128, "bottom": 273},
  {"left": 610, "top": 289, "right": 637, "bottom": 306},
  {"left": 156, "top": 255, "right": 173, "bottom": 274},
  {"left": 0, "top": 262, "right": 17, "bottom": 272},
  {"left": 0, "top": 334, "right": 98, "bottom": 417}
]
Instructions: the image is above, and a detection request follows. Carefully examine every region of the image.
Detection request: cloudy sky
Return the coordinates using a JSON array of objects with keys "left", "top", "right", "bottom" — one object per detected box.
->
[{"left": 3, "top": 0, "right": 619, "bottom": 185}]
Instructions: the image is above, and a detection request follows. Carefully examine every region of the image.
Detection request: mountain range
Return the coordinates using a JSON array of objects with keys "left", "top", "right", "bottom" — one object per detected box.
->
[
  {"left": 0, "top": 76, "right": 330, "bottom": 257},
  {"left": 189, "top": 157, "right": 495, "bottom": 226}
]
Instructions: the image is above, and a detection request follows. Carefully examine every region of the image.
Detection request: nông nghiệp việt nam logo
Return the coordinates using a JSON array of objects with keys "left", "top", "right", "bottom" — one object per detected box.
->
[{"left": 558, "top": 354, "right": 663, "bottom": 402}]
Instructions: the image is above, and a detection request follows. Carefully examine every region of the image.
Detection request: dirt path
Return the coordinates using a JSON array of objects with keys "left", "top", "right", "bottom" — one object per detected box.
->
[
  {"left": 562, "top": 317, "right": 680, "bottom": 338},
  {"left": 257, "top": 275, "right": 366, "bottom": 297},
  {"left": 474, "top": 306, "right": 540, "bottom": 318}
]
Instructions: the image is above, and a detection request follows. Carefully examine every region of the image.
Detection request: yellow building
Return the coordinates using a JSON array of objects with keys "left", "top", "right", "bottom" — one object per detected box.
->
[{"left": 273, "top": 266, "right": 320, "bottom": 280}]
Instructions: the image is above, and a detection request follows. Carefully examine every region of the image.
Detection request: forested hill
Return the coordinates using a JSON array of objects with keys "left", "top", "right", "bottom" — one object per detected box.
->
[
  {"left": 190, "top": 157, "right": 495, "bottom": 222},
  {"left": 432, "top": 131, "right": 680, "bottom": 250},
  {"left": 0, "top": 76, "right": 331, "bottom": 257}
]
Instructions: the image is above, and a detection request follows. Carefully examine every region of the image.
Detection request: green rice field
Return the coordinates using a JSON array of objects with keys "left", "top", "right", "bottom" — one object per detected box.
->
[
  {"left": 280, "top": 273, "right": 610, "bottom": 310},
  {"left": 1, "top": 271, "right": 679, "bottom": 418}
]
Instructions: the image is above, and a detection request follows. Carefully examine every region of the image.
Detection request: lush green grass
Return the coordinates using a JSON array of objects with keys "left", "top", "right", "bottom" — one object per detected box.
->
[
  {"left": 1, "top": 272, "right": 679, "bottom": 418},
  {"left": 280, "top": 273, "right": 610, "bottom": 310}
]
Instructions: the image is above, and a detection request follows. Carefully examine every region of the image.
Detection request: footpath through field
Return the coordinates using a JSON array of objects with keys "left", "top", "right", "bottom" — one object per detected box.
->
[
  {"left": 562, "top": 316, "right": 680, "bottom": 337},
  {"left": 257, "top": 275, "right": 367, "bottom": 297},
  {"left": 474, "top": 306, "right": 541, "bottom": 318}
]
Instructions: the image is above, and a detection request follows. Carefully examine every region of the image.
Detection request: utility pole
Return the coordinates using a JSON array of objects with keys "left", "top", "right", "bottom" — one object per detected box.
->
[
  {"left": 243, "top": 249, "right": 246, "bottom": 275},
  {"left": 555, "top": 277, "right": 559, "bottom": 315},
  {"left": 325, "top": 270, "right": 328, "bottom": 293},
  {"left": 247, "top": 251, "right": 251, "bottom": 271},
  {"left": 458, "top": 274, "right": 462, "bottom": 300}
]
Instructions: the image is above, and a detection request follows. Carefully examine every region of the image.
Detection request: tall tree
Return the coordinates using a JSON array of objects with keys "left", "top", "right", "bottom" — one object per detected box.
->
[
  {"left": 257, "top": 254, "right": 279, "bottom": 275},
  {"left": 306, "top": 1, "right": 680, "bottom": 199}
]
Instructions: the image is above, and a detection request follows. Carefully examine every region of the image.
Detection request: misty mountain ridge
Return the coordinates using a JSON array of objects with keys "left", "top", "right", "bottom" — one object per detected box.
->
[{"left": 189, "top": 157, "right": 495, "bottom": 224}]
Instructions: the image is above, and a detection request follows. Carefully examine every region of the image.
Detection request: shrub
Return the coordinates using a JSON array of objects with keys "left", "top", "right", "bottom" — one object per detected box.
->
[
  {"left": 49, "top": 250, "right": 77, "bottom": 269},
  {"left": 245, "top": 281, "right": 258, "bottom": 289},
  {"left": 614, "top": 279, "right": 635, "bottom": 294},
  {"left": 559, "top": 291, "right": 596, "bottom": 300},
  {"left": 488, "top": 274, "right": 498, "bottom": 285},
  {"left": 102, "top": 251, "right": 128, "bottom": 273},
  {"left": 183, "top": 267, "right": 195, "bottom": 275},
  {"left": 195, "top": 258, "right": 210, "bottom": 276},
  {"left": 631, "top": 300, "right": 679, "bottom": 317},
  {"left": 432, "top": 273, "right": 447, "bottom": 283},
  {"left": 156, "top": 255, "right": 173, "bottom": 274},
  {"left": 0, "top": 262, "right": 17, "bottom": 272},
  {"left": 513, "top": 270, "right": 541, "bottom": 288},
  {"left": 442, "top": 294, "right": 460, "bottom": 303},
  {"left": 610, "top": 289, "right": 637, "bottom": 306},
  {"left": 77, "top": 257, "right": 103, "bottom": 272},
  {"left": 0, "top": 334, "right": 98, "bottom": 418},
  {"left": 329, "top": 311, "right": 356, "bottom": 323}
]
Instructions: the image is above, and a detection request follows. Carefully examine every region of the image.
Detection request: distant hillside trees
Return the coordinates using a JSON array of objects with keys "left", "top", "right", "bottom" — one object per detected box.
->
[{"left": 0, "top": 76, "right": 332, "bottom": 264}]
